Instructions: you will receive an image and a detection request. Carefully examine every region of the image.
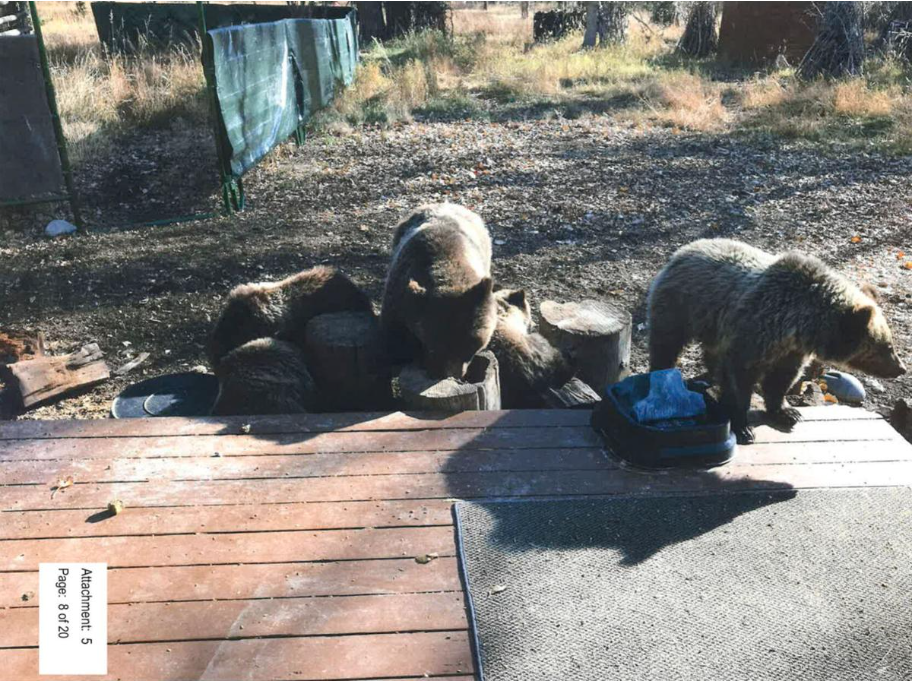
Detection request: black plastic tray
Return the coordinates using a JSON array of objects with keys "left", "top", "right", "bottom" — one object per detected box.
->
[
  {"left": 591, "top": 374, "right": 736, "bottom": 470},
  {"left": 112, "top": 372, "right": 219, "bottom": 418}
]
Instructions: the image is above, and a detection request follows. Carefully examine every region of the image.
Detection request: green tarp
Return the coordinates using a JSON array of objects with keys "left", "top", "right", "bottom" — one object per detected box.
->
[{"left": 206, "top": 14, "right": 357, "bottom": 178}]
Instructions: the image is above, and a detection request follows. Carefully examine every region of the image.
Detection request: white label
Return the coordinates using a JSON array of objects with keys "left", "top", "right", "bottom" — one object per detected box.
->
[{"left": 39, "top": 563, "right": 107, "bottom": 675}]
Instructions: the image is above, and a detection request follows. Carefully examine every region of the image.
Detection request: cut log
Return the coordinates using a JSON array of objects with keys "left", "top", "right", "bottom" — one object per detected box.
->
[
  {"left": 542, "top": 376, "right": 603, "bottom": 409},
  {"left": 304, "top": 311, "right": 392, "bottom": 411},
  {"left": 539, "top": 299, "right": 632, "bottom": 393},
  {"left": 3, "top": 343, "right": 110, "bottom": 410},
  {"left": 398, "top": 351, "right": 500, "bottom": 411}
]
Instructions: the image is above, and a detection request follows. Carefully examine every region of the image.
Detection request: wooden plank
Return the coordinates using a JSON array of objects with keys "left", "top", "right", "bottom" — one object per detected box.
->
[
  {"left": 0, "top": 557, "right": 462, "bottom": 609},
  {"left": 1, "top": 592, "right": 469, "bottom": 648},
  {"left": 0, "top": 447, "right": 612, "bottom": 485},
  {"left": 6, "top": 454, "right": 911, "bottom": 512},
  {"left": 0, "top": 470, "right": 625, "bottom": 511},
  {"left": 0, "top": 499, "right": 455, "bottom": 541},
  {"left": 746, "top": 418, "right": 900, "bottom": 444},
  {"left": 0, "top": 409, "right": 592, "bottom": 440},
  {"left": 0, "top": 405, "right": 883, "bottom": 442},
  {"left": 3, "top": 437, "right": 909, "bottom": 488},
  {"left": 6, "top": 343, "right": 110, "bottom": 409},
  {"left": 0, "top": 425, "right": 602, "bottom": 462},
  {"left": 0, "top": 526, "right": 456, "bottom": 571},
  {"left": 5, "top": 461, "right": 911, "bottom": 571},
  {"left": 2, "top": 414, "right": 897, "bottom": 465},
  {"left": 761, "top": 405, "right": 882, "bottom": 422},
  {"left": 2, "top": 631, "right": 474, "bottom": 680}
]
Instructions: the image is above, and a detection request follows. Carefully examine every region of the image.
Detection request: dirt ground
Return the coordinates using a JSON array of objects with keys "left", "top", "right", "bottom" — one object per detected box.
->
[{"left": 1, "top": 115, "right": 910, "bottom": 421}]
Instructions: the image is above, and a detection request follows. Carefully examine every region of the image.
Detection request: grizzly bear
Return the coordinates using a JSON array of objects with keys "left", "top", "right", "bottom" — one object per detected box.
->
[
  {"left": 211, "top": 338, "right": 317, "bottom": 416},
  {"left": 381, "top": 203, "right": 497, "bottom": 379},
  {"left": 647, "top": 238, "right": 907, "bottom": 444},
  {"left": 488, "top": 288, "right": 574, "bottom": 408},
  {"left": 207, "top": 266, "right": 372, "bottom": 368}
]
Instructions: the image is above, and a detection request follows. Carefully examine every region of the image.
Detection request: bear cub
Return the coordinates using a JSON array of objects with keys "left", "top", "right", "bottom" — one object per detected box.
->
[
  {"left": 207, "top": 266, "right": 372, "bottom": 368},
  {"left": 211, "top": 338, "right": 317, "bottom": 416},
  {"left": 488, "top": 288, "right": 574, "bottom": 408},
  {"left": 381, "top": 203, "right": 497, "bottom": 379},
  {"left": 648, "top": 238, "right": 906, "bottom": 444}
]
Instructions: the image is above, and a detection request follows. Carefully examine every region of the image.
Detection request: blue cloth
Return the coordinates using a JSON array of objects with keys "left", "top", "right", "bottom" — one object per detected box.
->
[{"left": 633, "top": 369, "right": 706, "bottom": 423}]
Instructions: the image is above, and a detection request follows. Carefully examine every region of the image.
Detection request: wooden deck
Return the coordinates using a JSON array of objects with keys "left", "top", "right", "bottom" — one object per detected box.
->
[{"left": 0, "top": 405, "right": 909, "bottom": 680}]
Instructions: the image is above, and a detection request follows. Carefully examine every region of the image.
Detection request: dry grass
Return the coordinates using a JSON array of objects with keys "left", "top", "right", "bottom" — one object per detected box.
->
[
  {"left": 639, "top": 73, "right": 729, "bottom": 131},
  {"left": 833, "top": 80, "right": 895, "bottom": 116},
  {"left": 38, "top": 2, "right": 206, "bottom": 163},
  {"left": 450, "top": 6, "right": 532, "bottom": 42}
]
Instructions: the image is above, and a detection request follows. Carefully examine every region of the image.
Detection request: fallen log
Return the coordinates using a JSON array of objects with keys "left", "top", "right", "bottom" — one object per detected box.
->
[{"left": 3, "top": 343, "right": 110, "bottom": 410}]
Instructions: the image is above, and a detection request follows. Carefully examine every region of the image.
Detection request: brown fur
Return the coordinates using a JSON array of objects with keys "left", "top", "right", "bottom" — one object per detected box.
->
[
  {"left": 648, "top": 239, "right": 906, "bottom": 444},
  {"left": 488, "top": 288, "right": 574, "bottom": 408},
  {"left": 381, "top": 203, "right": 497, "bottom": 379},
  {"left": 211, "top": 338, "right": 317, "bottom": 416},
  {"left": 207, "top": 266, "right": 372, "bottom": 368}
]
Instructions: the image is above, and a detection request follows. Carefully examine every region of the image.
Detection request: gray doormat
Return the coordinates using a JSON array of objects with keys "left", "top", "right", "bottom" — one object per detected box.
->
[{"left": 454, "top": 488, "right": 912, "bottom": 680}]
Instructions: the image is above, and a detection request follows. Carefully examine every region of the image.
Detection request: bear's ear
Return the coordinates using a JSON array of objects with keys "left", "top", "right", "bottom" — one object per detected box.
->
[
  {"left": 407, "top": 279, "right": 427, "bottom": 296},
  {"left": 860, "top": 282, "right": 880, "bottom": 302},
  {"left": 467, "top": 277, "right": 492, "bottom": 300},
  {"left": 839, "top": 305, "right": 873, "bottom": 343},
  {"left": 505, "top": 288, "right": 527, "bottom": 310}
]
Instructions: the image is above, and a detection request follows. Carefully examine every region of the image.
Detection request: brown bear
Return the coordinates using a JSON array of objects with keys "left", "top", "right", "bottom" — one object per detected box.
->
[
  {"left": 381, "top": 203, "right": 497, "bottom": 379},
  {"left": 488, "top": 288, "right": 574, "bottom": 408},
  {"left": 647, "top": 238, "right": 907, "bottom": 444},
  {"left": 207, "top": 266, "right": 372, "bottom": 368},
  {"left": 211, "top": 337, "right": 317, "bottom": 416}
]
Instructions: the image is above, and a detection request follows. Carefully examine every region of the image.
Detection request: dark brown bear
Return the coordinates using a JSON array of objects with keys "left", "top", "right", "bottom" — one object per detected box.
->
[
  {"left": 207, "top": 266, "right": 372, "bottom": 368},
  {"left": 381, "top": 203, "right": 497, "bottom": 379},
  {"left": 648, "top": 239, "right": 906, "bottom": 444},
  {"left": 211, "top": 338, "right": 317, "bottom": 416},
  {"left": 488, "top": 288, "right": 574, "bottom": 408}
]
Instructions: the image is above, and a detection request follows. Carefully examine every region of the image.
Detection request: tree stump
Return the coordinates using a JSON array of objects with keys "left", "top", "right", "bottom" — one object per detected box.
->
[
  {"left": 304, "top": 311, "right": 392, "bottom": 411},
  {"left": 398, "top": 351, "right": 500, "bottom": 411},
  {"left": 542, "top": 376, "right": 603, "bottom": 409},
  {"left": 539, "top": 300, "right": 631, "bottom": 393}
]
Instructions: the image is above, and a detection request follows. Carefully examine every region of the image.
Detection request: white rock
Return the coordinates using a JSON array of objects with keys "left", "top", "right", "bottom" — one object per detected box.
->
[
  {"left": 822, "top": 371, "right": 866, "bottom": 404},
  {"left": 45, "top": 219, "right": 77, "bottom": 237},
  {"left": 864, "top": 377, "right": 886, "bottom": 393}
]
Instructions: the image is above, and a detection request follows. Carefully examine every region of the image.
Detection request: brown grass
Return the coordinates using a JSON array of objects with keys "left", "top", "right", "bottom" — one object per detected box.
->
[
  {"left": 639, "top": 73, "right": 729, "bottom": 131},
  {"left": 37, "top": 2, "right": 206, "bottom": 163}
]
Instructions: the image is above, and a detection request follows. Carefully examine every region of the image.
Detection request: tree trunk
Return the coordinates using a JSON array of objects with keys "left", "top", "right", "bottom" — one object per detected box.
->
[
  {"left": 798, "top": 2, "right": 866, "bottom": 79},
  {"left": 304, "top": 311, "right": 393, "bottom": 411},
  {"left": 678, "top": 1, "right": 718, "bottom": 57},
  {"left": 520, "top": 2, "right": 529, "bottom": 20},
  {"left": 583, "top": 3, "right": 600, "bottom": 47},
  {"left": 583, "top": 2, "right": 628, "bottom": 48},
  {"left": 354, "top": 2, "right": 387, "bottom": 42},
  {"left": 598, "top": 2, "right": 628, "bottom": 45},
  {"left": 539, "top": 300, "right": 632, "bottom": 393},
  {"left": 383, "top": 2, "right": 413, "bottom": 39},
  {"left": 398, "top": 351, "right": 501, "bottom": 411},
  {"left": 879, "top": 0, "right": 911, "bottom": 62}
]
